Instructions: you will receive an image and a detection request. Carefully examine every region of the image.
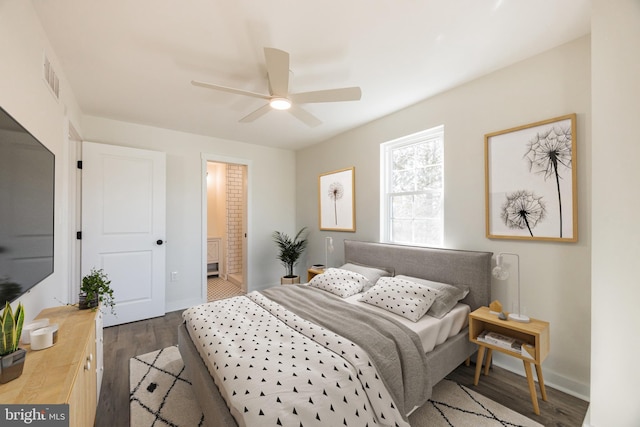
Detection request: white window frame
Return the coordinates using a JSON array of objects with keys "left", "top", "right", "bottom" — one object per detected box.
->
[{"left": 380, "top": 125, "right": 444, "bottom": 247}]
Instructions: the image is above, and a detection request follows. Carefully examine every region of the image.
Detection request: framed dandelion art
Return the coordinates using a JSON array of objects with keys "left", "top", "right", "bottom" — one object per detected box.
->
[
  {"left": 319, "top": 167, "right": 355, "bottom": 232},
  {"left": 485, "top": 114, "right": 577, "bottom": 242}
]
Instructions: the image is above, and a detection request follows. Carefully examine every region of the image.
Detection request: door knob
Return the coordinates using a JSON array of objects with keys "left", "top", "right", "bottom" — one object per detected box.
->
[{"left": 156, "top": 239, "right": 164, "bottom": 245}]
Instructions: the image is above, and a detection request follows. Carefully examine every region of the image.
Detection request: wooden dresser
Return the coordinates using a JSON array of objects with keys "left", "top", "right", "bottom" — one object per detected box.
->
[{"left": 0, "top": 305, "right": 103, "bottom": 427}]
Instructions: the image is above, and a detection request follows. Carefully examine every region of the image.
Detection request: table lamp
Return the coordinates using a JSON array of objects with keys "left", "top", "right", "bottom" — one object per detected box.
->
[
  {"left": 325, "top": 236, "right": 334, "bottom": 269},
  {"left": 492, "top": 252, "right": 530, "bottom": 323}
]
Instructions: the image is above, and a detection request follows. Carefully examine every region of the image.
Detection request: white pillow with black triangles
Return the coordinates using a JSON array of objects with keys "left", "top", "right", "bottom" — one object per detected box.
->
[
  {"left": 394, "top": 275, "right": 469, "bottom": 319},
  {"left": 358, "top": 276, "right": 438, "bottom": 322},
  {"left": 308, "top": 268, "right": 371, "bottom": 298}
]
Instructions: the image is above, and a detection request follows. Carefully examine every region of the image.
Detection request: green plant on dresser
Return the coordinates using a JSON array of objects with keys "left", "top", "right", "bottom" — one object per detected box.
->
[
  {"left": 80, "top": 268, "right": 116, "bottom": 315},
  {"left": 0, "top": 301, "right": 25, "bottom": 383}
]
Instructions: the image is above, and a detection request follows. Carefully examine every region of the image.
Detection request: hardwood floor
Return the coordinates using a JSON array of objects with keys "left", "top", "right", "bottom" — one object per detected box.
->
[
  {"left": 95, "top": 310, "right": 588, "bottom": 427},
  {"left": 95, "top": 310, "right": 183, "bottom": 427},
  {"left": 447, "top": 363, "right": 588, "bottom": 427}
]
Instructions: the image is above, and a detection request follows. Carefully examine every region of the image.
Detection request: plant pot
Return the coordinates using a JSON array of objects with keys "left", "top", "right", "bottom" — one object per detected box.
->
[
  {"left": 280, "top": 276, "right": 300, "bottom": 285},
  {"left": 78, "top": 293, "right": 99, "bottom": 310},
  {"left": 0, "top": 348, "right": 26, "bottom": 384}
]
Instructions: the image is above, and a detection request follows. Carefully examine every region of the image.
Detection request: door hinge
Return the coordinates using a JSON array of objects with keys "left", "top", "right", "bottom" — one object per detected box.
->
[
  {"left": 76, "top": 231, "right": 82, "bottom": 240},
  {"left": 77, "top": 160, "right": 83, "bottom": 169}
]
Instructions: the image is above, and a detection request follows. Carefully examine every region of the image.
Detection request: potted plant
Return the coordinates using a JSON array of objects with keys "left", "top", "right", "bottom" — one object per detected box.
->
[
  {"left": 272, "top": 227, "right": 309, "bottom": 284},
  {"left": 80, "top": 268, "right": 116, "bottom": 315},
  {"left": 0, "top": 301, "right": 25, "bottom": 384}
]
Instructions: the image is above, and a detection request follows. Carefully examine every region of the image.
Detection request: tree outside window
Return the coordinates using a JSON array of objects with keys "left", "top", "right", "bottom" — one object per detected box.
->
[{"left": 381, "top": 126, "right": 444, "bottom": 246}]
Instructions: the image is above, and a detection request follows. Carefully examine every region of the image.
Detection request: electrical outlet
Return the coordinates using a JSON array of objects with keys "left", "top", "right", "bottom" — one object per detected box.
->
[{"left": 170, "top": 271, "right": 178, "bottom": 282}]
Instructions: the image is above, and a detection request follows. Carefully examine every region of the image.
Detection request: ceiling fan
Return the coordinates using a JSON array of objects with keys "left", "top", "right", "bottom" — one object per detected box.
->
[{"left": 191, "top": 47, "right": 362, "bottom": 127}]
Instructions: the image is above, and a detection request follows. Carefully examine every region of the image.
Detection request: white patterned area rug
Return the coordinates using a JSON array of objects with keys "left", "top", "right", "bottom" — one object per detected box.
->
[
  {"left": 130, "top": 346, "right": 205, "bottom": 427},
  {"left": 130, "top": 346, "right": 542, "bottom": 427},
  {"left": 409, "top": 379, "right": 543, "bottom": 427}
]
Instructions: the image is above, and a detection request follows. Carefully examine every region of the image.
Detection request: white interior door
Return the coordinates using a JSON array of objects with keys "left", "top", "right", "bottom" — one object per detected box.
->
[{"left": 82, "top": 142, "right": 166, "bottom": 327}]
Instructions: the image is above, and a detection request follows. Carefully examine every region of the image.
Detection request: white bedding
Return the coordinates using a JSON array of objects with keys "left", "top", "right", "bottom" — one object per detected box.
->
[
  {"left": 182, "top": 285, "right": 468, "bottom": 427},
  {"left": 183, "top": 292, "right": 410, "bottom": 427},
  {"left": 343, "top": 294, "right": 470, "bottom": 353}
]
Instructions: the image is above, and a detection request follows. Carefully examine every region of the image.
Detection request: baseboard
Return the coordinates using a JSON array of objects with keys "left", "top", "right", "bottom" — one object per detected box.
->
[
  {"left": 492, "top": 353, "right": 590, "bottom": 402},
  {"left": 582, "top": 405, "right": 592, "bottom": 427}
]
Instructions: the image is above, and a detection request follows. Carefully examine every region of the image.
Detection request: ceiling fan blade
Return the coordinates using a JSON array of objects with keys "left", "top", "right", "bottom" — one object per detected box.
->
[
  {"left": 289, "top": 105, "right": 322, "bottom": 128},
  {"left": 290, "top": 86, "right": 362, "bottom": 104},
  {"left": 239, "top": 103, "right": 272, "bottom": 123},
  {"left": 264, "top": 47, "right": 290, "bottom": 97},
  {"left": 192, "top": 80, "right": 270, "bottom": 100}
]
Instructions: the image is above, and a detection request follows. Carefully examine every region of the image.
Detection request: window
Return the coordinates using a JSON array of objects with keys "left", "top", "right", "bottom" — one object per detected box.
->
[{"left": 380, "top": 126, "right": 444, "bottom": 246}]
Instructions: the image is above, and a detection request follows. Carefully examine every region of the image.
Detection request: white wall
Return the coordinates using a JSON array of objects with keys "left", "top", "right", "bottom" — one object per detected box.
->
[
  {"left": 207, "top": 162, "right": 227, "bottom": 276},
  {"left": 207, "top": 162, "right": 227, "bottom": 241},
  {"left": 0, "top": 1, "right": 82, "bottom": 320},
  {"left": 1, "top": 1, "right": 297, "bottom": 319},
  {"left": 297, "top": 36, "right": 591, "bottom": 399},
  {"left": 590, "top": 1, "right": 640, "bottom": 425},
  {"left": 1, "top": 0, "right": 296, "bottom": 322},
  {"left": 81, "top": 116, "right": 297, "bottom": 311}
]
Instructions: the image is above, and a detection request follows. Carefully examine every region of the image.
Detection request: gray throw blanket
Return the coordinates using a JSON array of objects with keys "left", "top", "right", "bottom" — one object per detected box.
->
[{"left": 260, "top": 285, "right": 431, "bottom": 418}]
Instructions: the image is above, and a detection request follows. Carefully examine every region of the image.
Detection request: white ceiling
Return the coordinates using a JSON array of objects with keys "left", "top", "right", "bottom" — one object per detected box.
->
[{"left": 31, "top": 0, "right": 590, "bottom": 150}]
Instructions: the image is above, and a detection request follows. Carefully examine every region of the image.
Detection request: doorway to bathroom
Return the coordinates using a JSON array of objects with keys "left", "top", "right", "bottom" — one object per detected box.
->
[{"left": 204, "top": 157, "right": 248, "bottom": 301}]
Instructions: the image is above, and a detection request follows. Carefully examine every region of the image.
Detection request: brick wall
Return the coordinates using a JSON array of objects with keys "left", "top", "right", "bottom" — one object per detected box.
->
[{"left": 226, "top": 164, "right": 245, "bottom": 275}]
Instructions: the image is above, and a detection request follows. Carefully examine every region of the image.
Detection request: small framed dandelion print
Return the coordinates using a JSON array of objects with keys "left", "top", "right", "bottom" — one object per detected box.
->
[
  {"left": 485, "top": 114, "right": 577, "bottom": 242},
  {"left": 319, "top": 167, "right": 355, "bottom": 232}
]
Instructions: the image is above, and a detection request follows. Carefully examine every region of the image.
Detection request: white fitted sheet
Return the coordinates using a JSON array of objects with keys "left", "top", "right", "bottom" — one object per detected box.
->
[{"left": 343, "top": 294, "right": 470, "bottom": 353}]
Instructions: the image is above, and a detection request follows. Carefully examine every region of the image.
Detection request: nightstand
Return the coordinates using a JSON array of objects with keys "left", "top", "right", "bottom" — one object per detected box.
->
[
  {"left": 469, "top": 306, "right": 550, "bottom": 415},
  {"left": 307, "top": 267, "right": 325, "bottom": 282}
]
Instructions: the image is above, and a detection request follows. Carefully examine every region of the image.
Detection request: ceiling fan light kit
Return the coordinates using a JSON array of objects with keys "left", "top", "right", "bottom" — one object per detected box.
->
[
  {"left": 192, "top": 47, "right": 361, "bottom": 127},
  {"left": 269, "top": 97, "right": 291, "bottom": 110}
]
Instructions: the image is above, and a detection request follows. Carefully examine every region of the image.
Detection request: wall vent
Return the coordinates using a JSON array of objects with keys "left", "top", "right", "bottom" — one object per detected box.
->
[{"left": 43, "top": 53, "right": 60, "bottom": 99}]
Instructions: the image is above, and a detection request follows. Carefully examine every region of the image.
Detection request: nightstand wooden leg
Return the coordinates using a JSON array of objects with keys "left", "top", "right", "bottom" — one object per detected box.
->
[
  {"left": 484, "top": 348, "right": 493, "bottom": 376},
  {"left": 523, "top": 361, "right": 540, "bottom": 415},
  {"left": 465, "top": 357, "right": 470, "bottom": 366},
  {"left": 535, "top": 363, "right": 548, "bottom": 401},
  {"left": 474, "top": 346, "right": 486, "bottom": 386}
]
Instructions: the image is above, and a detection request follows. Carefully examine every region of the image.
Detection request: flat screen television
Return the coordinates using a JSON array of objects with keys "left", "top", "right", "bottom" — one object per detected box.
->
[{"left": 0, "top": 106, "right": 55, "bottom": 307}]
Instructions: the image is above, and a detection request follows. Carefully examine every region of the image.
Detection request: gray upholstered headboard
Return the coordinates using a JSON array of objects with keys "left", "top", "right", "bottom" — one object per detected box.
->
[{"left": 344, "top": 240, "right": 492, "bottom": 312}]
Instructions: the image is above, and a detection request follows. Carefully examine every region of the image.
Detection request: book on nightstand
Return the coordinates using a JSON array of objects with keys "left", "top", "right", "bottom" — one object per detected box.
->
[{"left": 477, "top": 330, "right": 535, "bottom": 360}]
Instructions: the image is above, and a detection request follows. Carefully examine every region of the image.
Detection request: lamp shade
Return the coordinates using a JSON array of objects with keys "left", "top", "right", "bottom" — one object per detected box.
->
[
  {"left": 492, "top": 253, "right": 512, "bottom": 281},
  {"left": 492, "top": 265, "right": 509, "bottom": 280}
]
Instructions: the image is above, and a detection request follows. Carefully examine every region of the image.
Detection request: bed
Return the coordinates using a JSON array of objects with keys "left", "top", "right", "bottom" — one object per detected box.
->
[{"left": 179, "top": 240, "right": 492, "bottom": 427}]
